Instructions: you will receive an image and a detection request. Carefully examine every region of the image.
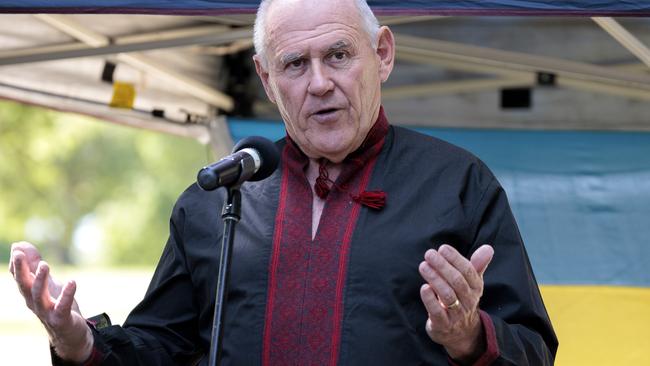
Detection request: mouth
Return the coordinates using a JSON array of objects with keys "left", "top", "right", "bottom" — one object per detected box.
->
[{"left": 313, "top": 107, "right": 339, "bottom": 116}]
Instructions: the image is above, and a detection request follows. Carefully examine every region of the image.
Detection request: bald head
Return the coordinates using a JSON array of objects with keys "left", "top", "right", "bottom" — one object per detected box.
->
[{"left": 253, "top": 0, "right": 380, "bottom": 68}]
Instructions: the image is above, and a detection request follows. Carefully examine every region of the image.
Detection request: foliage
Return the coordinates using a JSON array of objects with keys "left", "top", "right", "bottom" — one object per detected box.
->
[{"left": 0, "top": 100, "right": 209, "bottom": 266}]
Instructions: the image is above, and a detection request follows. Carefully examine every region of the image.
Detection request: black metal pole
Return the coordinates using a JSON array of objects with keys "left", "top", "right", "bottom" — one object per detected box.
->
[{"left": 207, "top": 185, "right": 242, "bottom": 366}]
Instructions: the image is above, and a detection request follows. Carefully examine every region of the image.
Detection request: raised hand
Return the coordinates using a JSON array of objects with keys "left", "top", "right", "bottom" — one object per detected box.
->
[
  {"left": 9, "top": 241, "right": 93, "bottom": 362},
  {"left": 418, "top": 244, "right": 494, "bottom": 364}
]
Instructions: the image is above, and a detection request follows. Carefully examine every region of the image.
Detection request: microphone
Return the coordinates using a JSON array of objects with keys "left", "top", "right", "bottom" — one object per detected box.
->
[{"left": 197, "top": 136, "right": 280, "bottom": 191}]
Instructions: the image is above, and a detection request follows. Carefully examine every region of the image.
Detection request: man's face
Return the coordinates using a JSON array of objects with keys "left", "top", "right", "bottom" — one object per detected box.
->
[{"left": 254, "top": 0, "right": 394, "bottom": 163}]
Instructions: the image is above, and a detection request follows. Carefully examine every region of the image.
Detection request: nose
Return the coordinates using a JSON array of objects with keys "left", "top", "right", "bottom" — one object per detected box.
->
[{"left": 307, "top": 61, "right": 334, "bottom": 96}]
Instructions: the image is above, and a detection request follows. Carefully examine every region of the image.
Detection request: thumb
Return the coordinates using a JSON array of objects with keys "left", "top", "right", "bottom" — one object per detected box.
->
[{"left": 470, "top": 244, "right": 494, "bottom": 277}]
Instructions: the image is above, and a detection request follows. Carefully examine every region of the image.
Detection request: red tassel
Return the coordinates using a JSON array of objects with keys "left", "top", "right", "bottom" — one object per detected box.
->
[
  {"left": 351, "top": 190, "right": 386, "bottom": 210},
  {"left": 315, "top": 159, "right": 331, "bottom": 199},
  {"left": 313, "top": 160, "right": 387, "bottom": 210}
]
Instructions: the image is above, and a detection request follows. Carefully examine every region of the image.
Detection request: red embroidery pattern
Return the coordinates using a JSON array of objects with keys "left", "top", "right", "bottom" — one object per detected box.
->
[
  {"left": 263, "top": 109, "right": 388, "bottom": 366},
  {"left": 262, "top": 146, "right": 292, "bottom": 366}
]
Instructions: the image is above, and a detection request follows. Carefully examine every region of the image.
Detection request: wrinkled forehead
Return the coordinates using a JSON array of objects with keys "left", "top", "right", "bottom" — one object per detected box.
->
[
  {"left": 263, "top": 0, "right": 366, "bottom": 55},
  {"left": 266, "top": 0, "right": 360, "bottom": 25}
]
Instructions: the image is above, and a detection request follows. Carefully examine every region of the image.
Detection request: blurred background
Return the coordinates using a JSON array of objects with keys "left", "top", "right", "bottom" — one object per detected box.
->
[
  {"left": 1, "top": 3, "right": 650, "bottom": 365},
  {"left": 0, "top": 100, "right": 209, "bottom": 364},
  {"left": 0, "top": 100, "right": 208, "bottom": 267}
]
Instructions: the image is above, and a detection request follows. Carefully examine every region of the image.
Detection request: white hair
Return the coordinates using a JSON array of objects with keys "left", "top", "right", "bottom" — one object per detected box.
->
[{"left": 253, "top": 0, "right": 380, "bottom": 68}]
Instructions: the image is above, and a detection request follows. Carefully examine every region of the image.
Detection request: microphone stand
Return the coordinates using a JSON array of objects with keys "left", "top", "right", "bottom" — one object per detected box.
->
[{"left": 207, "top": 184, "right": 241, "bottom": 366}]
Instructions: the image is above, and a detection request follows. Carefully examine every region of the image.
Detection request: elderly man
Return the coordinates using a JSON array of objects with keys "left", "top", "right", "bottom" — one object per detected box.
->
[{"left": 10, "top": 0, "right": 557, "bottom": 365}]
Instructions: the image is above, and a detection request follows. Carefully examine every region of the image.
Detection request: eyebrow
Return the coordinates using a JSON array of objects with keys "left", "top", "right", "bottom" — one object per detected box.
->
[
  {"left": 279, "top": 52, "right": 304, "bottom": 66},
  {"left": 326, "top": 40, "right": 351, "bottom": 53},
  {"left": 278, "top": 40, "right": 352, "bottom": 65}
]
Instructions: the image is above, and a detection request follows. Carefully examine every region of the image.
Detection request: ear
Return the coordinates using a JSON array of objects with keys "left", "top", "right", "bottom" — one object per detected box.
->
[
  {"left": 253, "top": 54, "right": 277, "bottom": 104},
  {"left": 375, "top": 26, "right": 395, "bottom": 83}
]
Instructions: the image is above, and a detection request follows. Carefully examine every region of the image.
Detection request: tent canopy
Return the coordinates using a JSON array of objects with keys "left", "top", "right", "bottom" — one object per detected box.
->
[
  {"left": 1, "top": 11, "right": 649, "bottom": 157},
  {"left": 1, "top": 1, "right": 650, "bottom": 16}
]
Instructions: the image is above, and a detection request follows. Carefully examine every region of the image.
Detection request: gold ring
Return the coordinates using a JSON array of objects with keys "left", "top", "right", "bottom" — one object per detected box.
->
[{"left": 445, "top": 298, "right": 461, "bottom": 310}]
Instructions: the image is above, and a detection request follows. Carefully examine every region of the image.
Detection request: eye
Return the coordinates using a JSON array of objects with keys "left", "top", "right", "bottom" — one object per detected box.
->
[
  {"left": 329, "top": 51, "right": 348, "bottom": 63},
  {"left": 286, "top": 59, "right": 305, "bottom": 70}
]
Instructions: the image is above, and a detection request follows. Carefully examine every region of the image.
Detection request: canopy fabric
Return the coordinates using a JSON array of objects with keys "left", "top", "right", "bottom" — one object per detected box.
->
[{"left": 1, "top": 0, "right": 650, "bottom": 15}]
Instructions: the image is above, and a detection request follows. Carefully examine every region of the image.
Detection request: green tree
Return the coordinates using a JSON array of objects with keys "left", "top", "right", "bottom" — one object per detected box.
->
[{"left": 0, "top": 100, "right": 209, "bottom": 266}]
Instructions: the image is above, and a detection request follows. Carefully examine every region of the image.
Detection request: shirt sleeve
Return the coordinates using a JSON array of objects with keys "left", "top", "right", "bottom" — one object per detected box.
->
[
  {"left": 447, "top": 310, "right": 500, "bottom": 366},
  {"left": 51, "top": 343, "right": 104, "bottom": 366},
  {"left": 466, "top": 162, "right": 558, "bottom": 365},
  {"left": 50, "top": 315, "right": 109, "bottom": 366}
]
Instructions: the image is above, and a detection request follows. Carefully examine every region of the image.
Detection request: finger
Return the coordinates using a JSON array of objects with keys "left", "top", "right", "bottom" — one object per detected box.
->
[
  {"left": 54, "top": 280, "right": 76, "bottom": 317},
  {"left": 425, "top": 318, "right": 434, "bottom": 337},
  {"left": 11, "top": 241, "right": 41, "bottom": 273},
  {"left": 8, "top": 245, "right": 16, "bottom": 275},
  {"left": 420, "top": 283, "right": 450, "bottom": 337},
  {"left": 9, "top": 243, "right": 27, "bottom": 276},
  {"left": 13, "top": 252, "right": 35, "bottom": 299},
  {"left": 419, "top": 257, "right": 459, "bottom": 309},
  {"left": 424, "top": 249, "right": 470, "bottom": 307},
  {"left": 31, "top": 261, "right": 54, "bottom": 313},
  {"left": 420, "top": 284, "right": 449, "bottom": 326},
  {"left": 438, "top": 244, "right": 481, "bottom": 291},
  {"left": 470, "top": 244, "right": 494, "bottom": 277},
  {"left": 9, "top": 246, "right": 21, "bottom": 276}
]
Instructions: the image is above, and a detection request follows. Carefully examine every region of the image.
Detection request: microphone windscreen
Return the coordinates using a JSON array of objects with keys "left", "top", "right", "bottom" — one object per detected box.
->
[
  {"left": 232, "top": 136, "right": 280, "bottom": 181},
  {"left": 196, "top": 167, "right": 219, "bottom": 191}
]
